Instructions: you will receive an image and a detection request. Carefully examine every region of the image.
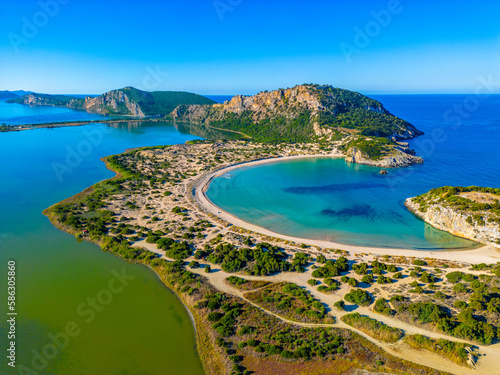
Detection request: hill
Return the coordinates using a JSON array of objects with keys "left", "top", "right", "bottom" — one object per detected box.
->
[
  {"left": 7, "top": 87, "right": 215, "bottom": 116},
  {"left": 170, "top": 84, "right": 423, "bottom": 143},
  {"left": 0, "top": 91, "right": 20, "bottom": 99},
  {"left": 170, "top": 84, "right": 424, "bottom": 166}
]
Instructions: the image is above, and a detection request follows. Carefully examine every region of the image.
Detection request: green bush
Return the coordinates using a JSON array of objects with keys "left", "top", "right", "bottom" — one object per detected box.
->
[{"left": 344, "top": 289, "right": 372, "bottom": 306}]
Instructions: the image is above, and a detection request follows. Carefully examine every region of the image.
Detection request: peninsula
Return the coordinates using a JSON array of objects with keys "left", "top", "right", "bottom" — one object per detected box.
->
[
  {"left": 44, "top": 135, "right": 500, "bottom": 375},
  {"left": 41, "top": 84, "right": 500, "bottom": 375}
]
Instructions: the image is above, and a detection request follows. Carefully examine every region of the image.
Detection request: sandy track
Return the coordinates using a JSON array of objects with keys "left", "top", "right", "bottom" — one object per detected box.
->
[{"left": 135, "top": 240, "right": 500, "bottom": 375}]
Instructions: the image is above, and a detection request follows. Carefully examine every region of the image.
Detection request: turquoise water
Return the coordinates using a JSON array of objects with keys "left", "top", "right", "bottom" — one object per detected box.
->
[
  {"left": 0, "top": 122, "right": 205, "bottom": 374},
  {"left": 0, "top": 98, "right": 107, "bottom": 125},
  {"left": 207, "top": 95, "right": 500, "bottom": 250}
]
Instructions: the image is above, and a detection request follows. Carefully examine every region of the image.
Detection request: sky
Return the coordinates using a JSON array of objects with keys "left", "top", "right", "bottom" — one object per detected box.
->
[{"left": 0, "top": 0, "right": 499, "bottom": 95}]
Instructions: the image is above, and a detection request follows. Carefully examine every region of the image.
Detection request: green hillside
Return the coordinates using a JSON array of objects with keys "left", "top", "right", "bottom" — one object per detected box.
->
[
  {"left": 171, "top": 84, "right": 423, "bottom": 144},
  {"left": 120, "top": 87, "right": 215, "bottom": 115}
]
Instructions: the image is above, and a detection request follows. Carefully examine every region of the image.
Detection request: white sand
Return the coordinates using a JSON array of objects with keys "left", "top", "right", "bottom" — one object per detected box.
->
[{"left": 193, "top": 155, "right": 500, "bottom": 265}]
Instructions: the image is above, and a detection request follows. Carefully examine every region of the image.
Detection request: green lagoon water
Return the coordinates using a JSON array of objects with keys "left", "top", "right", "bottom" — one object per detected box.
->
[{"left": 0, "top": 121, "right": 205, "bottom": 374}]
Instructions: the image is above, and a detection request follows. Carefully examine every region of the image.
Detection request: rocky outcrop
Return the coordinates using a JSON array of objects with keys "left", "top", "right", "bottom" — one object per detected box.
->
[
  {"left": 171, "top": 84, "right": 423, "bottom": 144},
  {"left": 13, "top": 90, "right": 144, "bottom": 116},
  {"left": 8, "top": 87, "right": 215, "bottom": 117},
  {"left": 345, "top": 146, "right": 423, "bottom": 168},
  {"left": 212, "top": 85, "right": 324, "bottom": 120},
  {"left": 83, "top": 89, "right": 145, "bottom": 116},
  {"left": 405, "top": 199, "right": 500, "bottom": 248}
]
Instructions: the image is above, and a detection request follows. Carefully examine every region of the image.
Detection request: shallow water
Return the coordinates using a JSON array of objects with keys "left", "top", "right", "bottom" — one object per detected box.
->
[{"left": 0, "top": 121, "right": 205, "bottom": 374}]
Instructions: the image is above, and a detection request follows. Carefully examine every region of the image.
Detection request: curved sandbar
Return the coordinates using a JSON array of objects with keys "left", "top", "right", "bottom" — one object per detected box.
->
[{"left": 193, "top": 156, "right": 500, "bottom": 264}]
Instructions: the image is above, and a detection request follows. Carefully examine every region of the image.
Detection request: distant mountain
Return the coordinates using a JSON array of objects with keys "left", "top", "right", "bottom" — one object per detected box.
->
[
  {"left": 0, "top": 91, "right": 20, "bottom": 99},
  {"left": 170, "top": 84, "right": 423, "bottom": 143},
  {"left": 7, "top": 87, "right": 215, "bottom": 116},
  {"left": 12, "top": 90, "right": 34, "bottom": 96}
]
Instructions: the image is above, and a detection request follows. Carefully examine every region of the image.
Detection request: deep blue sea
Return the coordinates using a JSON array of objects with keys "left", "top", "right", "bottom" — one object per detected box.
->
[{"left": 207, "top": 95, "right": 500, "bottom": 250}]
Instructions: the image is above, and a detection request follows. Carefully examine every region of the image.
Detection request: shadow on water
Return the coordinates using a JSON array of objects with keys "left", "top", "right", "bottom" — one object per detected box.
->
[
  {"left": 321, "top": 204, "right": 377, "bottom": 221},
  {"left": 283, "top": 182, "right": 387, "bottom": 195}
]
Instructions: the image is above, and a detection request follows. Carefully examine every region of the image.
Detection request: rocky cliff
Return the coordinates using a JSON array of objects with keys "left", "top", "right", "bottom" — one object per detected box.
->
[
  {"left": 170, "top": 84, "right": 424, "bottom": 166},
  {"left": 82, "top": 89, "right": 144, "bottom": 116},
  {"left": 406, "top": 187, "right": 500, "bottom": 247},
  {"left": 171, "top": 84, "right": 423, "bottom": 141},
  {"left": 345, "top": 144, "right": 423, "bottom": 168}
]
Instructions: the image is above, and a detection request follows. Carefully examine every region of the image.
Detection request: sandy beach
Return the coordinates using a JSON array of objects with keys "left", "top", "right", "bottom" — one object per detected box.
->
[{"left": 193, "top": 155, "right": 500, "bottom": 265}]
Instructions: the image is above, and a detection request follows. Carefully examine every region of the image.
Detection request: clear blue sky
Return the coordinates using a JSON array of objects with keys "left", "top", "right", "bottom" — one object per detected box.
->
[{"left": 0, "top": 0, "right": 499, "bottom": 95}]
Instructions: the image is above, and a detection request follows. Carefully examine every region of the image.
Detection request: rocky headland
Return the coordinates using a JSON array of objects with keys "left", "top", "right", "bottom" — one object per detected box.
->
[{"left": 406, "top": 186, "right": 500, "bottom": 247}]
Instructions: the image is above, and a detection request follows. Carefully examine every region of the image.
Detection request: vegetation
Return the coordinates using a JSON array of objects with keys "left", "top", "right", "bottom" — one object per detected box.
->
[
  {"left": 205, "top": 242, "right": 300, "bottom": 275},
  {"left": 244, "top": 282, "right": 334, "bottom": 324},
  {"left": 404, "top": 334, "right": 474, "bottom": 367},
  {"left": 9, "top": 87, "right": 215, "bottom": 116},
  {"left": 341, "top": 136, "right": 395, "bottom": 160},
  {"left": 226, "top": 276, "right": 270, "bottom": 291},
  {"left": 393, "top": 299, "right": 498, "bottom": 345},
  {"left": 173, "top": 84, "right": 421, "bottom": 144},
  {"left": 344, "top": 289, "right": 373, "bottom": 306},
  {"left": 43, "top": 139, "right": 493, "bottom": 374},
  {"left": 411, "top": 186, "right": 500, "bottom": 228}
]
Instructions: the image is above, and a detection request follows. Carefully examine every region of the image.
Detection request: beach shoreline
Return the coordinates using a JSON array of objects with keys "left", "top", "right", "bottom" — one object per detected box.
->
[{"left": 193, "top": 155, "right": 500, "bottom": 265}]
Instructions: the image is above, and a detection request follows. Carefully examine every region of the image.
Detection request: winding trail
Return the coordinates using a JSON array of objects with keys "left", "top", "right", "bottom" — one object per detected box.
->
[{"left": 134, "top": 240, "right": 500, "bottom": 375}]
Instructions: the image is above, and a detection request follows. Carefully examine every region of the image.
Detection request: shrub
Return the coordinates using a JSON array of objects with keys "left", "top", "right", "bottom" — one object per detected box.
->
[
  {"left": 413, "top": 259, "right": 427, "bottom": 266},
  {"left": 348, "top": 278, "right": 359, "bottom": 287},
  {"left": 361, "top": 274, "right": 374, "bottom": 284},
  {"left": 205, "top": 265, "right": 211, "bottom": 273},
  {"left": 374, "top": 298, "right": 393, "bottom": 316},
  {"left": 445, "top": 271, "right": 465, "bottom": 283},
  {"left": 207, "top": 312, "right": 224, "bottom": 322},
  {"left": 341, "top": 313, "right": 403, "bottom": 343},
  {"left": 454, "top": 300, "right": 468, "bottom": 310},
  {"left": 238, "top": 325, "right": 254, "bottom": 335},
  {"left": 344, "top": 289, "right": 372, "bottom": 306},
  {"left": 377, "top": 275, "right": 391, "bottom": 284},
  {"left": 334, "top": 301, "right": 345, "bottom": 310},
  {"left": 353, "top": 263, "right": 369, "bottom": 275},
  {"left": 254, "top": 345, "right": 264, "bottom": 353},
  {"left": 453, "top": 283, "right": 468, "bottom": 293},
  {"left": 420, "top": 271, "right": 436, "bottom": 283}
]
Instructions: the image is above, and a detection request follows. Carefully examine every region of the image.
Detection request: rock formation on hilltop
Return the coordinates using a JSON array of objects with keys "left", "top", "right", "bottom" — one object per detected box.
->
[{"left": 171, "top": 84, "right": 424, "bottom": 166}]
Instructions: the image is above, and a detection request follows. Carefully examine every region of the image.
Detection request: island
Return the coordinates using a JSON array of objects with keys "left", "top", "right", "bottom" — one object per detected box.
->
[{"left": 41, "top": 85, "right": 500, "bottom": 375}]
